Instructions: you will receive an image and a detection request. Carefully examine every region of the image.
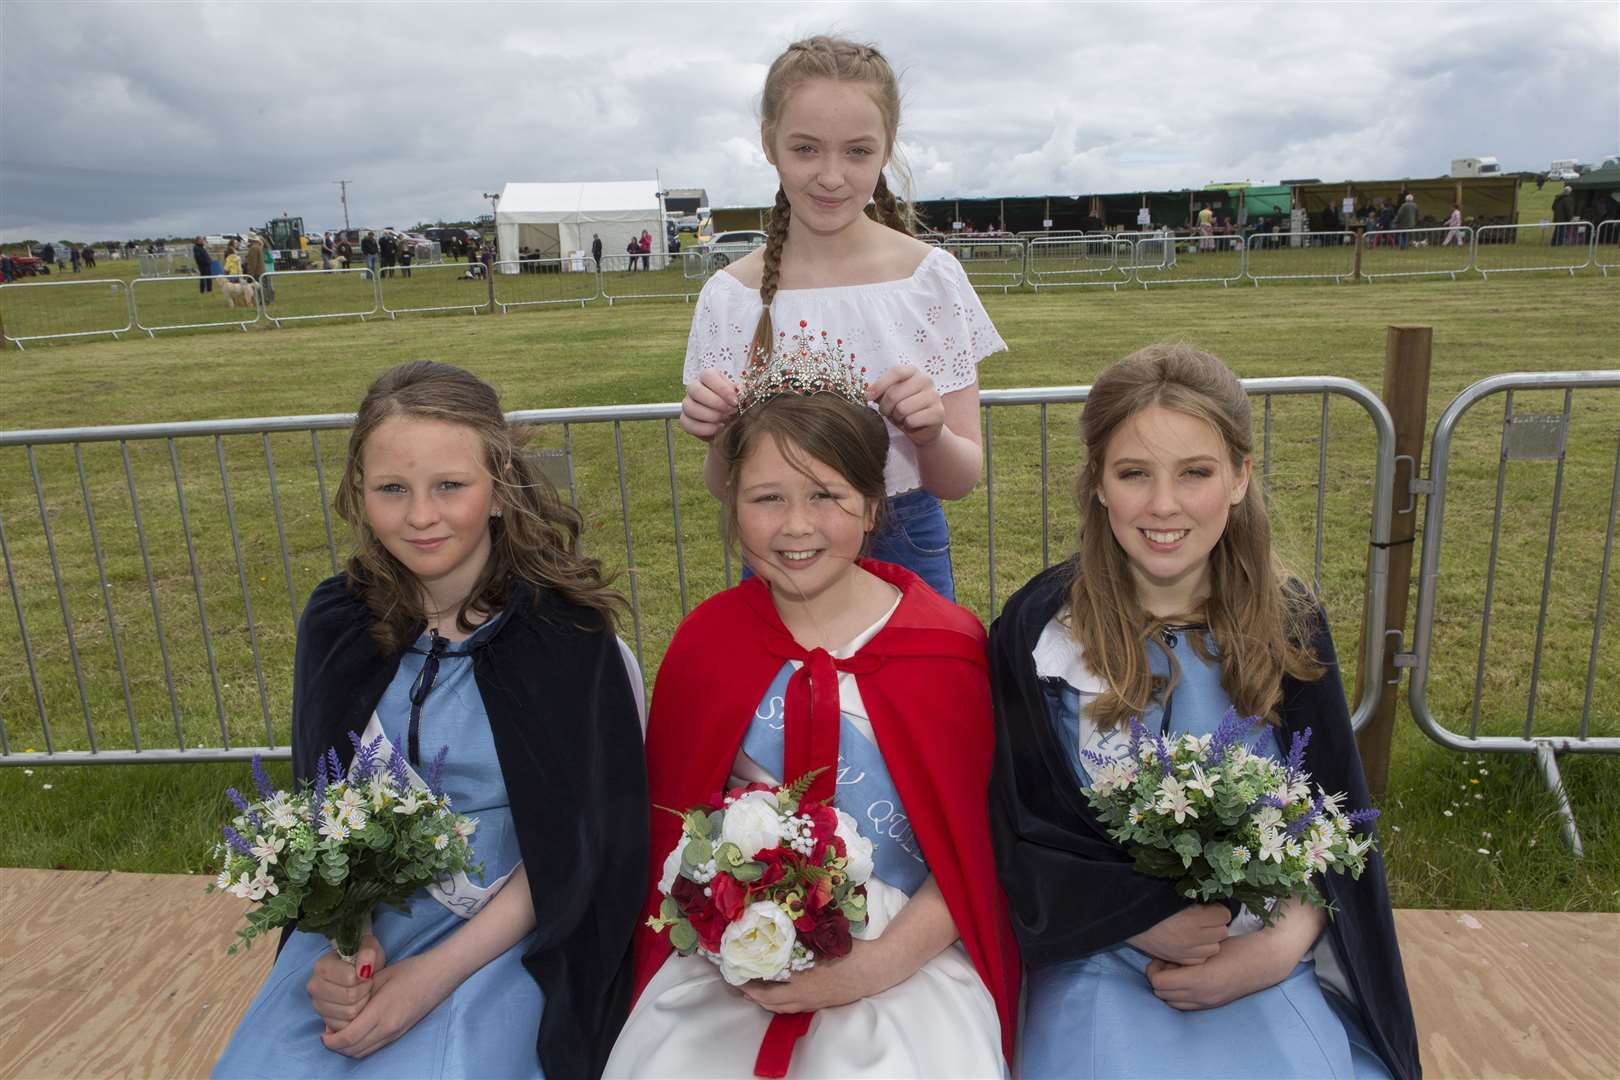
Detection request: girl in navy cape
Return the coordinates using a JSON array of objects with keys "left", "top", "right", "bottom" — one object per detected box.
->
[
  {"left": 214, "top": 361, "right": 647, "bottom": 1079},
  {"left": 987, "top": 344, "right": 1421, "bottom": 1079}
]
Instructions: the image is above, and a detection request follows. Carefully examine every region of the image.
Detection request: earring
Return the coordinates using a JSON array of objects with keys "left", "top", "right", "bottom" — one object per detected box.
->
[{"left": 491, "top": 509, "right": 503, "bottom": 518}]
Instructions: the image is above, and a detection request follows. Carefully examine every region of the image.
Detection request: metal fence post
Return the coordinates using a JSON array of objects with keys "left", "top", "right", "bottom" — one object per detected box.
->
[{"left": 1353, "top": 325, "right": 1432, "bottom": 795}]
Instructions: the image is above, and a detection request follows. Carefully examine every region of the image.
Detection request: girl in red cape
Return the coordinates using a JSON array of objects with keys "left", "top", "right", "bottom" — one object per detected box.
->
[{"left": 604, "top": 381, "right": 1018, "bottom": 1078}]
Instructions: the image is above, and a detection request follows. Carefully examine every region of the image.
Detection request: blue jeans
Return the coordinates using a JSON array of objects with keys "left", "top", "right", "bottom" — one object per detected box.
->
[{"left": 742, "top": 488, "right": 956, "bottom": 601}]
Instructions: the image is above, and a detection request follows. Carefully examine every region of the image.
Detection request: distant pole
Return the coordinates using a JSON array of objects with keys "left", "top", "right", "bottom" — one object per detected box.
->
[
  {"left": 333, "top": 180, "right": 353, "bottom": 232},
  {"left": 482, "top": 191, "right": 501, "bottom": 311}
]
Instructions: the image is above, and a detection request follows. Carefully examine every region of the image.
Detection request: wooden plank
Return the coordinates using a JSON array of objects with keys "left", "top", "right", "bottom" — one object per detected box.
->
[
  {"left": 0, "top": 868, "right": 274, "bottom": 1080},
  {"left": 2, "top": 869, "right": 1616, "bottom": 1078},
  {"left": 1395, "top": 908, "right": 1620, "bottom": 1079}
]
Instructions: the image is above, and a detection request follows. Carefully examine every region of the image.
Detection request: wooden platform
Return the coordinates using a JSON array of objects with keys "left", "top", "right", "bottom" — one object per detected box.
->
[{"left": 1, "top": 869, "right": 1615, "bottom": 1078}]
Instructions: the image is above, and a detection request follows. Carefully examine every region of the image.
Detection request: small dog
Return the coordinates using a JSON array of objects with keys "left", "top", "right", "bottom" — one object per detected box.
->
[
  {"left": 219, "top": 277, "right": 260, "bottom": 309},
  {"left": 1412, "top": 239, "right": 1430, "bottom": 248}
]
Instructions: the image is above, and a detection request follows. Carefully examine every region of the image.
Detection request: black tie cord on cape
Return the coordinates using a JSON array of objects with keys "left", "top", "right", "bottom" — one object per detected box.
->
[
  {"left": 290, "top": 573, "right": 649, "bottom": 1080},
  {"left": 987, "top": 562, "right": 1421, "bottom": 1080}
]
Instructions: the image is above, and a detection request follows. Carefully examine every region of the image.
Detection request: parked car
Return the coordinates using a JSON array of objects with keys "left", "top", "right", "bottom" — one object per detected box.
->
[{"left": 697, "top": 229, "right": 767, "bottom": 270}]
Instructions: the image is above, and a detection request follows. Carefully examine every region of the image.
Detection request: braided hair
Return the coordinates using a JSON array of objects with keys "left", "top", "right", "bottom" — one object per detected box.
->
[{"left": 749, "top": 34, "right": 917, "bottom": 365}]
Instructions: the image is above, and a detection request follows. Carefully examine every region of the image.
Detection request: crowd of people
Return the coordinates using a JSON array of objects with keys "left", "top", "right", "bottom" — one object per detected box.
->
[{"left": 210, "top": 34, "right": 1419, "bottom": 1080}]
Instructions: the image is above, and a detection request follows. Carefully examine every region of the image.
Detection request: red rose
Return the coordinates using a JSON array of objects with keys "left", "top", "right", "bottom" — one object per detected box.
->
[
  {"left": 802, "top": 911, "right": 853, "bottom": 958},
  {"left": 710, "top": 873, "right": 747, "bottom": 921},
  {"left": 805, "top": 803, "right": 838, "bottom": 844},
  {"left": 672, "top": 875, "right": 727, "bottom": 951}
]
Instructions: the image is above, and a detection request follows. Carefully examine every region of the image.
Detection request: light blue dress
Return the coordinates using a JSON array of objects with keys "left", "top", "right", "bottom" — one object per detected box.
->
[
  {"left": 214, "top": 617, "right": 544, "bottom": 1079},
  {"left": 1019, "top": 627, "right": 1388, "bottom": 1080}
]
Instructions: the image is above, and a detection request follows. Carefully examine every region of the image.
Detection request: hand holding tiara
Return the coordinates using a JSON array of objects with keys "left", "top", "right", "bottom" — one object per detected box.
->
[{"left": 867, "top": 365, "right": 946, "bottom": 447}]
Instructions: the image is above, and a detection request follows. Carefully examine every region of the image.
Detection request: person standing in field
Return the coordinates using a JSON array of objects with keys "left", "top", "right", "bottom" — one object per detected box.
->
[
  {"left": 676, "top": 34, "right": 1006, "bottom": 601},
  {"left": 591, "top": 232, "right": 603, "bottom": 269},
  {"left": 362, "top": 231, "right": 378, "bottom": 278},
  {"left": 194, "top": 236, "right": 213, "bottom": 292},
  {"left": 1197, "top": 203, "right": 1214, "bottom": 252},
  {"left": 1393, "top": 194, "right": 1419, "bottom": 249},
  {"left": 1442, "top": 203, "right": 1465, "bottom": 247}
]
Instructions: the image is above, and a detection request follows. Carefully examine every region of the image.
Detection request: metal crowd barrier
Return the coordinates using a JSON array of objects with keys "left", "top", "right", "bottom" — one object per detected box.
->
[
  {"left": 1025, "top": 235, "right": 1125, "bottom": 290},
  {"left": 131, "top": 274, "right": 261, "bottom": 335},
  {"left": 259, "top": 267, "right": 380, "bottom": 327},
  {"left": 1112, "top": 231, "right": 1170, "bottom": 272},
  {"left": 1591, "top": 219, "right": 1620, "bottom": 276},
  {"left": 0, "top": 378, "right": 1392, "bottom": 765},
  {"left": 377, "top": 262, "right": 490, "bottom": 318},
  {"left": 598, "top": 253, "right": 700, "bottom": 305},
  {"left": 679, "top": 249, "right": 714, "bottom": 282},
  {"left": 492, "top": 258, "right": 600, "bottom": 311},
  {"left": 929, "top": 239, "right": 1025, "bottom": 292},
  {"left": 0, "top": 278, "right": 134, "bottom": 349},
  {"left": 1132, "top": 234, "right": 1245, "bottom": 288},
  {"left": 1360, "top": 226, "right": 1474, "bottom": 281},
  {"left": 1245, "top": 230, "right": 1356, "bottom": 284},
  {"left": 1406, "top": 371, "right": 1620, "bottom": 855},
  {"left": 1473, "top": 222, "right": 1594, "bottom": 277},
  {"left": 136, "top": 251, "right": 195, "bottom": 277}
]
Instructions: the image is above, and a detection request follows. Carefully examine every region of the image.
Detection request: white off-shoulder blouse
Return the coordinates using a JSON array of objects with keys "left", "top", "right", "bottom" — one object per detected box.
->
[{"left": 682, "top": 247, "right": 1008, "bottom": 495}]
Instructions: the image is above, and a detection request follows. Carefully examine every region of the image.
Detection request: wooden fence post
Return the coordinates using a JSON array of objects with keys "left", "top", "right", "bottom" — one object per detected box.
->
[{"left": 1355, "top": 325, "right": 1432, "bottom": 796}]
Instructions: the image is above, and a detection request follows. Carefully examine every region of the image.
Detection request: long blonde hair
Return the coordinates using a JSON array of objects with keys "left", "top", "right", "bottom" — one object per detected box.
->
[
  {"left": 750, "top": 35, "right": 917, "bottom": 364},
  {"left": 334, "top": 361, "right": 622, "bottom": 652},
  {"left": 1068, "top": 344, "right": 1322, "bottom": 729}
]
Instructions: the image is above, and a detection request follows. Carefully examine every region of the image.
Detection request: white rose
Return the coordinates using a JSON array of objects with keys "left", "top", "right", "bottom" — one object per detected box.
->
[
  {"left": 834, "top": 810, "right": 875, "bottom": 885},
  {"left": 717, "top": 901, "right": 797, "bottom": 985},
  {"left": 719, "top": 790, "right": 783, "bottom": 858},
  {"left": 657, "top": 842, "right": 684, "bottom": 894}
]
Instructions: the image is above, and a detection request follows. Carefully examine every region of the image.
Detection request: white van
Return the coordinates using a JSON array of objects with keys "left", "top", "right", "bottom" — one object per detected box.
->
[
  {"left": 1450, "top": 157, "right": 1499, "bottom": 177},
  {"left": 1550, "top": 159, "right": 1583, "bottom": 181}
]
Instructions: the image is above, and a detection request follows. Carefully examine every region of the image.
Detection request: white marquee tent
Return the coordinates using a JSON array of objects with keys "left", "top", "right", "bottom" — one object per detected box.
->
[{"left": 495, "top": 180, "right": 667, "bottom": 271}]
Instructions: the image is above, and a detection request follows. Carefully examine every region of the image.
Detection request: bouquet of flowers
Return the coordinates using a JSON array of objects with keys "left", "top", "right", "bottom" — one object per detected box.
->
[
  {"left": 1081, "top": 708, "right": 1380, "bottom": 923},
  {"left": 206, "top": 732, "right": 480, "bottom": 958},
  {"left": 646, "top": 770, "right": 874, "bottom": 986}
]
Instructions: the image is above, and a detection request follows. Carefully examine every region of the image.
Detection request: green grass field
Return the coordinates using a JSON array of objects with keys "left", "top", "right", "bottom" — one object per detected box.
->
[{"left": 1, "top": 187, "right": 1617, "bottom": 913}]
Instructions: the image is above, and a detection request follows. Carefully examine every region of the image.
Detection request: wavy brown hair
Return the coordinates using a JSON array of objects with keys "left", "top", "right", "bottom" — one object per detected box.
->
[
  {"left": 716, "top": 392, "right": 889, "bottom": 565},
  {"left": 749, "top": 35, "right": 918, "bottom": 364},
  {"left": 334, "top": 361, "right": 622, "bottom": 652},
  {"left": 1067, "top": 344, "right": 1322, "bottom": 729}
]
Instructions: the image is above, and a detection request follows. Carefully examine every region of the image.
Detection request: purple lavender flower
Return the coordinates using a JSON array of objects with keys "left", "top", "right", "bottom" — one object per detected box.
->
[
  {"left": 1253, "top": 793, "right": 1287, "bottom": 811},
  {"left": 225, "top": 787, "right": 263, "bottom": 831},
  {"left": 348, "top": 732, "right": 383, "bottom": 782},
  {"left": 1080, "top": 748, "right": 1113, "bottom": 769},
  {"left": 387, "top": 746, "right": 409, "bottom": 790},
  {"left": 1346, "top": 807, "right": 1382, "bottom": 829},
  {"left": 1153, "top": 731, "right": 1173, "bottom": 777},
  {"left": 1127, "top": 716, "right": 1148, "bottom": 761},
  {"left": 424, "top": 745, "right": 449, "bottom": 796},
  {"left": 1284, "top": 727, "right": 1312, "bottom": 778},
  {"left": 1209, "top": 707, "right": 1264, "bottom": 759},
  {"left": 311, "top": 768, "right": 328, "bottom": 828},
  {"left": 222, "top": 823, "right": 254, "bottom": 857},
  {"left": 1286, "top": 794, "right": 1326, "bottom": 838},
  {"left": 251, "top": 755, "right": 275, "bottom": 799},
  {"left": 324, "top": 747, "right": 344, "bottom": 785}
]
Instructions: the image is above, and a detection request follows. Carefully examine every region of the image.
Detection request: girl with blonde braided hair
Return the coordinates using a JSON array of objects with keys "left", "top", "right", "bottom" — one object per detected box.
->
[{"left": 679, "top": 34, "right": 1006, "bottom": 601}]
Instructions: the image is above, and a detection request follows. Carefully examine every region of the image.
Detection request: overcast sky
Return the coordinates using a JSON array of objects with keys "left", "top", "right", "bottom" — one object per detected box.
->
[{"left": 2, "top": 0, "right": 1615, "bottom": 242}]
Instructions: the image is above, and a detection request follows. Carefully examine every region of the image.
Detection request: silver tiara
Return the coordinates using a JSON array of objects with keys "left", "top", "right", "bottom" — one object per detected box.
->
[{"left": 736, "top": 321, "right": 868, "bottom": 414}]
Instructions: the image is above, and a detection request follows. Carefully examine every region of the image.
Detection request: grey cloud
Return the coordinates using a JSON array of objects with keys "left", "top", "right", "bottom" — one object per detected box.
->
[{"left": 2, "top": 0, "right": 1615, "bottom": 243}]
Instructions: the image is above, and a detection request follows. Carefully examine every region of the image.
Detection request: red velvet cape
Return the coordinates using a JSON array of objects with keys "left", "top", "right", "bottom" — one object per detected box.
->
[{"left": 632, "top": 560, "right": 1021, "bottom": 1063}]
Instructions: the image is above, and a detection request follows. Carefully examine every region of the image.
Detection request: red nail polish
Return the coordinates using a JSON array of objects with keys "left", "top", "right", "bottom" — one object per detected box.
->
[{"left": 359, "top": 963, "right": 372, "bottom": 980}]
